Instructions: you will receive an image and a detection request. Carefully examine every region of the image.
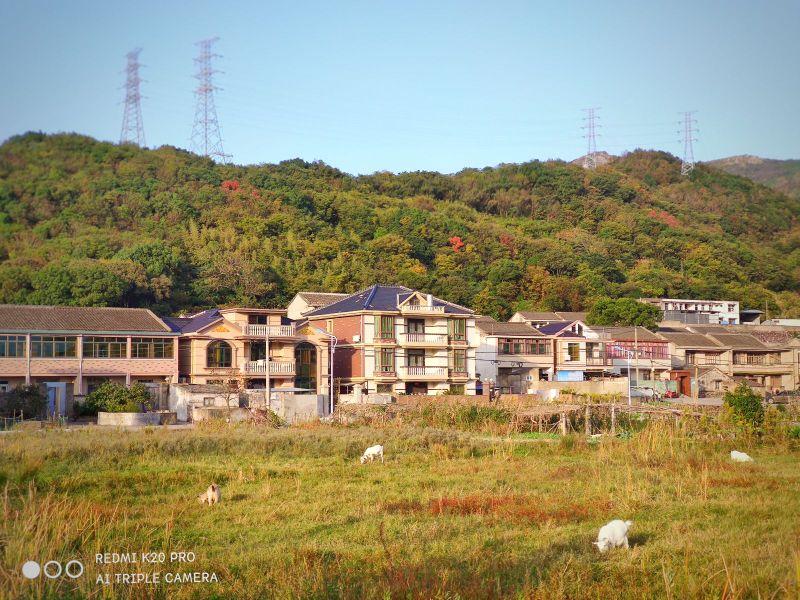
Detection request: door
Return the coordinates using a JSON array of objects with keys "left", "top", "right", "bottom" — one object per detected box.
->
[
  {"left": 405, "top": 382, "right": 428, "bottom": 395},
  {"left": 47, "top": 387, "right": 56, "bottom": 417}
]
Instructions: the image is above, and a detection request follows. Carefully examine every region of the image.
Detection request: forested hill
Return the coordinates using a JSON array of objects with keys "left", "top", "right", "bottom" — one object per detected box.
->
[
  {"left": 707, "top": 155, "right": 800, "bottom": 200},
  {"left": 1, "top": 132, "right": 799, "bottom": 319}
]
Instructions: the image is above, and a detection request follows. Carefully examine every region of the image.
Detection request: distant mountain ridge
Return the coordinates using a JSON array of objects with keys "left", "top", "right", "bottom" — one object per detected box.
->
[{"left": 707, "top": 155, "right": 800, "bottom": 199}]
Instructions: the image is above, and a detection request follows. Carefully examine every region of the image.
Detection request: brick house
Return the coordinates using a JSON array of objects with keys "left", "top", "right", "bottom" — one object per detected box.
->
[
  {"left": 303, "top": 285, "right": 478, "bottom": 395},
  {"left": 0, "top": 304, "right": 178, "bottom": 416}
]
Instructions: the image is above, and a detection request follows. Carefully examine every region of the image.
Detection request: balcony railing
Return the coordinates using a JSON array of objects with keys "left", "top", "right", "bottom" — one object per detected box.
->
[
  {"left": 242, "top": 325, "right": 296, "bottom": 337},
  {"left": 733, "top": 354, "right": 780, "bottom": 366},
  {"left": 242, "top": 360, "right": 296, "bottom": 375},
  {"left": 401, "top": 333, "right": 448, "bottom": 346},
  {"left": 400, "top": 304, "right": 445, "bottom": 315},
  {"left": 400, "top": 366, "right": 448, "bottom": 379}
]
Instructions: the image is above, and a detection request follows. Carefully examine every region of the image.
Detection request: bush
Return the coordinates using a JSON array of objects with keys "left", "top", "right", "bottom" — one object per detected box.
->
[
  {"left": 0, "top": 384, "right": 47, "bottom": 419},
  {"left": 723, "top": 382, "right": 764, "bottom": 429},
  {"left": 78, "top": 382, "right": 153, "bottom": 415}
]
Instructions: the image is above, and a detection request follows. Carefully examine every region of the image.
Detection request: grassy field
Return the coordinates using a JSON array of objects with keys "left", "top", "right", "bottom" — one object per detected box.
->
[{"left": 0, "top": 418, "right": 799, "bottom": 599}]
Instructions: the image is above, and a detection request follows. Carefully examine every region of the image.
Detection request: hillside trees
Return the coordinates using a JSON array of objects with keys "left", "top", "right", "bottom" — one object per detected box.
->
[{"left": 0, "top": 132, "right": 799, "bottom": 318}]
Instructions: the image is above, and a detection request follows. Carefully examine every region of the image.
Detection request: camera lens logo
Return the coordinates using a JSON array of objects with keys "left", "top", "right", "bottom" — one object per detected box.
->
[{"left": 22, "top": 560, "right": 84, "bottom": 580}]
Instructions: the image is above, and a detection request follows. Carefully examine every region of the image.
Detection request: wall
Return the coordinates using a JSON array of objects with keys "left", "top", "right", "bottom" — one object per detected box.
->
[
  {"left": 526, "top": 379, "right": 630, "bottom": 396},
  {"left": 97, "top": 411, "right": 175, "bottom": 426},
  {"left": 269, "top": 393, "right": 326, "bottom": 423}
]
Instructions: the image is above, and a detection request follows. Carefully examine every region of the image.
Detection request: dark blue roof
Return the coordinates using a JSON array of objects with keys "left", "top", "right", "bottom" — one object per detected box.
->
[
  {"left": 163, "top": 309, "right": 222, "bottom": 333},
  {"left": 536, "top": 321, "right": 577, "bottom": 336},
  {"left": 304, "top": 285, "right": 473, "bottom": 317}
]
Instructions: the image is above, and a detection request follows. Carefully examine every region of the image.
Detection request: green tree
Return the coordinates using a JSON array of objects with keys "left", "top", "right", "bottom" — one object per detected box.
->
[
  {"left": 586, "top": 297, "right": 661, "bottom": 330},
  {"left": 723, "top": 382, "right": 764, "bottom": 429},
  {"left": 1, "top": 384, "right": 46, "bottom": 418}
]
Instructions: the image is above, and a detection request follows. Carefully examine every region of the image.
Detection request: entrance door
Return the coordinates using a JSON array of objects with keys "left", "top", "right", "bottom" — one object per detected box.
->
[
  {"left": 405, "top": 382, "right": 428, "bottom": 395},
  {"left": 47, "top": 387, "right": 56, "bottom": 417},
  {"left": 294, "top": 342, "right": 317, "bottom": 393}
]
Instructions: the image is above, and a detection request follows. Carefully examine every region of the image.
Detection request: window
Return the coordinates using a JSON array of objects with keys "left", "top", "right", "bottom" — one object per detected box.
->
[
  {"left": 379, "top": 348, "right": 395, "bottom": 373},
  {"left": 206, "top": 341, "right": 233, "bottom": 368},
  {"left": 203, "top": 397, "right": 216, "bottom": 407},
  {"left": 448, "top": 319, "right": 466, "bottom": 341},
  {"left": 406, "top": 350, "right": 425, "bottom": 367},
  {"left": 566, "top": 343, "right": 580, "bottom": 362},
  {"left": 379, "top": 315, "right": 395, "bottom": 339},
  {"left": 326, "top": 320, "right": 333, "bottom": 333},
  {"left": 248, "top": 314, "right": 268, "bottom": 325},
  {"left": 31, "top": 336, "right": 77, "bottom": 358},
  {"left": 376, "top": 383, "right": 393, "bottom": 393},
  {"left": 83, "top": 337, "right": 127, "bottom": 358},
  {"left": 448, "top": 349, "right": 466, "bottom": 374},
  {"left": 448, "top": 384, "right": 465, "bottom": 394},
  {"left": 407, "top": 319, "right": 424, "bottom": 334},
  {"left": 0, "top": 335, "right": 26, "bottom": 358},
  {"left": 131, "top": 338, "right": 175, "bottom": 358}
]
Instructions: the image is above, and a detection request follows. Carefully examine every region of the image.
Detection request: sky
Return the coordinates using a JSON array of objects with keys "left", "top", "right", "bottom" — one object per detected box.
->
[{"left": 0, "top": 0, "right": 798, "bottom": 174}]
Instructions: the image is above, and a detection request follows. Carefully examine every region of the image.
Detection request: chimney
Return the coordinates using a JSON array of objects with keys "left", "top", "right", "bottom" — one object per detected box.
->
[{"left": 426, "top": 294, "right": 433, "bottom": 306}]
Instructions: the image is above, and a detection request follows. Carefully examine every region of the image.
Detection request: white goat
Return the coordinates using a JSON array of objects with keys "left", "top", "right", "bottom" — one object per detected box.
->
[
  {"left": 360, "top": 444, "right": 384, "bottom": 464},
  {"left": 730, "top": 450, "right": 753, "bottom": 462},
  {"left": 593, "top": 519, "right": 633, "bottom": 553},
  {"left": 197, "top": 483, "right": 221, "bottom": 505}
]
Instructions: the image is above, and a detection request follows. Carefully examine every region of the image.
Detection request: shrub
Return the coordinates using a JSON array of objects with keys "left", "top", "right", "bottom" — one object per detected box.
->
[
  {"left": 723, "top": 382, "right": 764, "bottom": 429},
  {"left": 0, "top": 384, "right": 46, "bottom": 419},
  {"left": 79, "top": 382, "right": 153, "bottom": 415}
]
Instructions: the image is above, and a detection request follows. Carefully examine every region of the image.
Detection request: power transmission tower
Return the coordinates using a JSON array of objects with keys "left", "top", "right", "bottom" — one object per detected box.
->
[
  {"left": 120, "top": 48, "right": 145, "bottom": 146},
  {"left": 581, "top": 108, "right": 600, "bottom": 169},
  {"left": 191, "top": 37, "right": 231, "bottom": 162},
  {"left": 678, "top": 111, "right": 698, "bottom": 176}
]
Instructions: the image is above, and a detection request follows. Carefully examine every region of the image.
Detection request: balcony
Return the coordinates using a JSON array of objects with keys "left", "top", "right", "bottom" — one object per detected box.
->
[
  {"left": 399, "top": 366, "right": 448, "bottom": 380},
  {"left": 400, "top": 332, "right": 448, "bottom": 347},
  {"left": 242, "top": 324, "right": 296, "bottom": 338},
  {"left": 242, "top": 360, "right": 296, "bottom": 376},
  {"left": 449, "top": 370, "right": 469, "bottom": 381},
  {"left": 373, "top": 368, "right": 397, "bottom": 380},
  {"left": 400, "top": 304, "right": 445, "bottom": 316}
]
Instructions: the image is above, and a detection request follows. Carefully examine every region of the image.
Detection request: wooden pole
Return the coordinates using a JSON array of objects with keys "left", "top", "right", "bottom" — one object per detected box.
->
[
  {"left": 585, "top": 404, "right": 591, "bottom": 436},
  {"left": 611, "top": 404, "right": 617, "bottom": 435},
  {"left": 559, "top": 411, "right": 567, "bottom": 436}
]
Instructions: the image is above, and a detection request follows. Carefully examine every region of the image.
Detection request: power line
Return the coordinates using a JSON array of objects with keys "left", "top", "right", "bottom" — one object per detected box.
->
[
  {"left": 678, "top": 111, "right": 698, "bottom": 176},
  {"left": 191, "top": 37, "right": 231, "bottom": 163},
  {"left": 120, "top": 48, "right": 145, "bottom": 147},
  {"left": 581, "top": 108, "right": 600, "bottom": 169}
]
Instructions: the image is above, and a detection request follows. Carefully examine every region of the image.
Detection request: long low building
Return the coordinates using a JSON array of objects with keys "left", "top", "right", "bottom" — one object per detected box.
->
[{"left": 0, "top": 304, "right": 179, "bottom": 416}]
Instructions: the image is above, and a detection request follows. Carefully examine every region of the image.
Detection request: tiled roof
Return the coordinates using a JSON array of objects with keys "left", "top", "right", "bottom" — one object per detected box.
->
[
  {"left": 535, "top": 321, "right": 577, "bottom": 336},
  {"left": 707, "top": 333, "right": 771, "bottom": 350},
  {"left": 475, "top": 318, "right": 544, "bottom": 336},
  {"left": 516, "top": 311, "right": 588, "bottom": 322},
  {"left": 164, "top": 309, "right": 222, "bottom": 333},
  {"left": 297, "top": 292, "right": 349, "bottom": 307},
  {"left": 0, "top": 304, "right": 172, "bottom": 333},
  {"left": 304, "top": 284, "right": 473, "bottom": 317},
  {"left": 657, "top": 331, "right": 723, "bottom": 349},
  {"left": 596, "top": 326, "right": 664, "bottom": 342}
]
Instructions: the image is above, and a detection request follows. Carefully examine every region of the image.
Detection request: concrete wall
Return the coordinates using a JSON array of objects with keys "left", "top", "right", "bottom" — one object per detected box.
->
[
  {"left": 269, "top": 393, "right": 326, "bottom": 423},
  {"left": 168, "top": 384, "right": 232, "bottom": 422},
  {"left": 526, "top": 379, "right": 630, "bottom": 396},
  {"left": 97, "top": 411, "right": 176, "bottom": 426}
]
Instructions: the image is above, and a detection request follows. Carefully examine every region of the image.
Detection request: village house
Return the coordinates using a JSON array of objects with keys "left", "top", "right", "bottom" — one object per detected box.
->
[
  {"left": 165, "top": 308, "right": 332, "bottom": 395},
  {"left": 286, "top": 291, "right": 348, "bottom": 320},
  {"left": 657, "top": 325, "right": 794, "bottom": 395},
  {"left": 640, "top": 297, "right": 741, "bottom": 325},
  {"left": 0, "top": 304, "right": 178, "bottom": 417},
  {"left": 302, "top": 285, "right": 478, "bottom": 395},
  {"left": 474, "top": 316, "right": 551, "bottom": 394},
  {"left": 531, "top": 320, "right": 609, "bottom": 382},
  {"left": 596, "top": 326, "right": 672, "bottom": 383}
]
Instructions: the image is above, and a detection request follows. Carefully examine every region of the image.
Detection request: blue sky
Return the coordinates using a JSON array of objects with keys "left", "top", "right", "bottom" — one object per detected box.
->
[{"left": 0, "top": 0, "right": 797, "bottom": 174}]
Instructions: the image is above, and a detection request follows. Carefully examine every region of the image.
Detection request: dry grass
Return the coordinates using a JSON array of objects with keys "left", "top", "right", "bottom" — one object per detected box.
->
[{"left": 0, "top": 419, "right": 798, "bottom": 599}]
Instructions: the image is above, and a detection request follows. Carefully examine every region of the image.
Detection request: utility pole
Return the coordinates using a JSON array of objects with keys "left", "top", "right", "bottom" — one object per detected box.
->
[
  {"left": 120, "top": 48, "right": 145, "bottom": 146},
  {"left": 581, "top": 108, "right": 600, "bottom": 169},
  {"left": 264, "top": 329, "right": 270, "bottom": 409},
  {"left": 191, "top": 37, "right": 231, "bottom": 163},
  {"left": 678, "top": 111, "right": 698, "bottom": 176}
]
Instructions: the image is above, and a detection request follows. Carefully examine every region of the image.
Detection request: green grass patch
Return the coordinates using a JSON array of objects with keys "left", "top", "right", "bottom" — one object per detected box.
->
[{"left": 0, "top": 422, "right": 798, "bottom": 599}]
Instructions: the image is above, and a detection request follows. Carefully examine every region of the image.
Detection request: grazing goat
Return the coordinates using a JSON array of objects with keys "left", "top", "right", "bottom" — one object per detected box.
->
[
  {"left": 730, "top": 450, "right": 753, "bottom": 462},
  {"left": 593, "top": 519, "right": 633, "bottom": 553},
  {"left": 360, "top": 444, "right": 384, "bottom": 464},
  {"left": 197, "top": 483, "right": 221, "bottom": 505}
]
